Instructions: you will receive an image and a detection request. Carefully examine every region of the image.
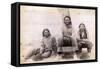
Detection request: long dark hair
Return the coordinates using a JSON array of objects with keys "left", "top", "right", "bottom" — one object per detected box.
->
[
  {"left": 42, "top": 28, "right": 51, "bottom": 37},
  {"left": 79, "top": 23, "right": 87, "bottom": 39},
  {"left": 64, "top": 16, "right": 72, "bottom": 25}
]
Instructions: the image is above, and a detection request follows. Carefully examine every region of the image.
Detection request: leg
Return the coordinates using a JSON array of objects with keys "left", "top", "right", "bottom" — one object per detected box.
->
[
  {"left": 62, "top": 37, "right": 75, "bottom": 59},
  {"left": 57, "top": 37, "right": 63, "bottom": 55},
  {"left": 41, "top": 50, "right": 52, "bottom": 58},
  {"left": 83, "top": 40, "right": 93, "bottom": 53},
  {"left": 77, "top": 42, "right": 83, "bottom": 53},
  {"left": 25, "top": 48, "right": 40, "bottom": 60},
  {"left": 71, "top": 37, "right": 78, "bottom": 51}
]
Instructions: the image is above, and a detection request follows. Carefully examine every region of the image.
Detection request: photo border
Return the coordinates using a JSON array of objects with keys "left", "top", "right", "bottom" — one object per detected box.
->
[{"left": 11, "top": 2, "right": 98, "bottom": 67}]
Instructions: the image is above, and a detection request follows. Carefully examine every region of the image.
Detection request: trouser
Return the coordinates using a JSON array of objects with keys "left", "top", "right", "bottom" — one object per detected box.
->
[
  {"left": 58, "top": 36, "right": 78, "bottom": 53},
  {"left": 77, "top": 40, "right": 93, "bottom": 53},
  {"left": 25, "top": 48, "right": 52, "bottom": 61},
  {"left": 57, "top": 36, "right": 78, "bottom": 58},
  {"left": 32, "top": 48, "right": 52, "bottom": 61}
]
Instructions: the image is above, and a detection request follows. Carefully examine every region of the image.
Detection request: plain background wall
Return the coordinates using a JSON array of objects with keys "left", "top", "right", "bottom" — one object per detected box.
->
[{"left": 0, "top": 0, "right": 99, "bottom": 69}]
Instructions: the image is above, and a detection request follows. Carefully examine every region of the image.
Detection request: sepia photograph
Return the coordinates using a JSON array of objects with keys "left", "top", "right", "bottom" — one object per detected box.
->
[{"left": 19, "top": 5, "right": 96, "bottom": 64}]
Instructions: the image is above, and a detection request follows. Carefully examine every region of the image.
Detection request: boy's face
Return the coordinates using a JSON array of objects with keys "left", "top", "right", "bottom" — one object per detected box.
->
[
  {"left": 79, "top": 25, "right": 85, "bottom": 30},
  {"left": 64, "top": 17, "right": 71, "bottom": 25},
  {"left": 44, "top": 30, "right": 50, "bottom": 37}
]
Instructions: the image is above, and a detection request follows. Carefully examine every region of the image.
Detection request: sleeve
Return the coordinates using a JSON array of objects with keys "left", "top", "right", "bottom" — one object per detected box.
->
[
  {"left": 52, "top": 37, "right": 57, "bottom": 46},
  {"left": 40, "top": 39, "right": 45, "bottom": 54},
  {"left": 41, "top": 39, "right": 45, "bottom": 49}
]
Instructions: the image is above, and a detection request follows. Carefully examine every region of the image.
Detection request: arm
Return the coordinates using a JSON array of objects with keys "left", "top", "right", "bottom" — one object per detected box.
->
[
  {"left": 40, "top": 40, "right": 45, "bottom": 54},
  {"left": 52, "top": 37, "right": 57, "bottom": 46}
]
